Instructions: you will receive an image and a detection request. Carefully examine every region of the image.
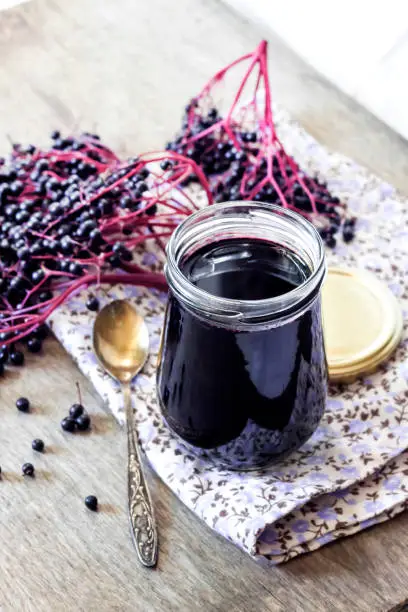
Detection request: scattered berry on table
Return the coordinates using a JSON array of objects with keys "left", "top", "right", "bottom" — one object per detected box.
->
[
  {"left": 84, "top": 495, "right": 98, "bottom": 511},
  {"left": 22, "top": 462, "right": 35, "bottom": 477},
  {"left": 69, "top": 403, "right": 84, "bottom": 419},
  {"left": 61, "top": 416, "right": 76, "bottom": 432},
  {"left": 32, "top": 439, "right": 44, "bottom": 452},
  {"left": 76, "top": 413, "right": 91, "bottom": 431},
  {"left": 16, "top": 397, "right": 30, "bottom": 412}
]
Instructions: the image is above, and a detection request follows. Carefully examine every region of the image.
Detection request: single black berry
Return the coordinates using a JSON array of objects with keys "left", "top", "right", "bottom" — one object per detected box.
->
[
  {"left": 10, "top": 350, "right": 24, "bottom": 366},
  {"left": 0, "top": 346, "right": 8, "bottom": 363},
  {"left": 31, "top": 269, "right": 45, "bottom": 283},
  {"left": 86, "top": 296, "right": 99, "bottom": 312},
  {"left": 32, "top": 438, "right": 44, "bottom": 452},
  {"left": 38, "top": 290, "right": 53, "bottom": 303},
  {"left": 342, "top": 227, "right": 355, "bottom": 243},
  {"left": 61, "top": 416, "right": 76, "bottom": 432},
  {"left": 27, "top": 337, "right": 42, "bottom": 353},
  {"left": 69, "top": 403, "right": 84, "bottom": 419},
  {"left": 84, "top": 495, "right": 98, "bottom": 511},
  {"left": 69, "top": 262, "right": 82, "bottom": 276},
  {"left": 76, "top": 413, "right": 90, "bottom": 431},
  {"left": 34, "top": 324, "right": 48, "bottom": 340},
  {"left": 16, "top": 397, "right": 30, "bottom": 412},
  {"left": 326, "top": 234, "right": 336, "bottom": 249},
  {"left": 22, "top": 462, "right": 34, "bottom": 477}
]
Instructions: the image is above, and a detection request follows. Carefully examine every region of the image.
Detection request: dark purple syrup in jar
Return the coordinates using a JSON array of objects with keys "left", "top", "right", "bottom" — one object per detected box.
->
[{"left": 157, "top": 237, "right": 327, "bottom": 469}]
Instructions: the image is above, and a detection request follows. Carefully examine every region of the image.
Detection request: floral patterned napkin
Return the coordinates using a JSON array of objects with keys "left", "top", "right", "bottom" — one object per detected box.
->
[{"left": 48, "top": 107, "right": 408, "bottom": 564}]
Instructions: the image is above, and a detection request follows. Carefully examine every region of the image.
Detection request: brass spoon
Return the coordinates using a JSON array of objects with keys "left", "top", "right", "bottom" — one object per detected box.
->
[{"left": 93, "top": 299, "right": 158, "bottom": 567}]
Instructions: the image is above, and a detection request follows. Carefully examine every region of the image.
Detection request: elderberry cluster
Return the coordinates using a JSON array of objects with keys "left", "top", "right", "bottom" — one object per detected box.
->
[
  {"left": 0, "top": 132, "right": 162, "bottom": 362},
  {"left": 166, "top": 104, "right": 251, "bottom": 181},
  {"left": 167, "top": 101, "right": 355, "bottom": 247},
  {"left": 0, "top": 140, "right": 148, "bottom": 287}
]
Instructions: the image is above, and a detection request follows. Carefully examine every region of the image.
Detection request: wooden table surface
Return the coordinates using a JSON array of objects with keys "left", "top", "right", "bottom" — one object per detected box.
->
[{"left": 1, "top": 1, "right": 408, "bottom": 611}]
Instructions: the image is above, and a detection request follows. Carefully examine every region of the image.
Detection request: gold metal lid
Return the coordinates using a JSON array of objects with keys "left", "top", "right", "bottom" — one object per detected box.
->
[{"left": 322, "top": 267, "right": 403, "bottom": 383}]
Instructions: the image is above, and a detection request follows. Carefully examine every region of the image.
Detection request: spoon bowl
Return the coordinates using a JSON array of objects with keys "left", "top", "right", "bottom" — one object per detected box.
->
[{"left": 93, "top": 300, "right": 149, "bottom": 383}]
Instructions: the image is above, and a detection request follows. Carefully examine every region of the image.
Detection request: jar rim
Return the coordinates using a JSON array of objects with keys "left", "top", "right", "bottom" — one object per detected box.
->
[{"left": 165, "top": 201, "right": 326, "bottom": 325}]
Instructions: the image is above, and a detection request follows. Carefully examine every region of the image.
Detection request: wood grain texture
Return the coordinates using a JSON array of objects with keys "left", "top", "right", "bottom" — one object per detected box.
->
[{"left": 0, "top": 0, "right": 407, "bottom": 611}]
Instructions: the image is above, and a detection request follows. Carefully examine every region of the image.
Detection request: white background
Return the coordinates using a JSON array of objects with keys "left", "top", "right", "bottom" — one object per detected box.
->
[{"left": 224, "top": 0, "right": 408, "bottom": 140}]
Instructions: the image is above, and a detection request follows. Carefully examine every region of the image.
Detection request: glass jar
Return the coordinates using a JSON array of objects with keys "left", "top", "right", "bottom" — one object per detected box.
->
[{"left": 157, "top": 202, "right": 327, "bottom": 470}]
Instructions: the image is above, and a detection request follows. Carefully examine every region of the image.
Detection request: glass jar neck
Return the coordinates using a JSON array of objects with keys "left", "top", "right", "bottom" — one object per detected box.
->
[{"left": 165, "top": 202, "right": 326, "bottom": 329}]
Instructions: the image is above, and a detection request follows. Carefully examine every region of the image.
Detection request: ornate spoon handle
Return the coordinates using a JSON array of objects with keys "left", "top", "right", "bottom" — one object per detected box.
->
[{"left": 124, "top": 384, "right": 158, "bottom": 567}]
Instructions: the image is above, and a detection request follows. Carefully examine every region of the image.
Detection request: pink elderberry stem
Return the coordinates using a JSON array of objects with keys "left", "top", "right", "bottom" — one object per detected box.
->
[
  {"left": 257, "top": 40, "right": 276, "bottom": 139},
  {"left": 198, "top": 51, "right": 255, "bottom": 98},
  {"left": 0, "top": 272, "right": 168, "bottom": 342},
  {"left": 43, "top": 150, "right": 110, "bottom": 172},
  {"left": 225, "top": 46, "right": 264, "bottom": 127},
  {"left": 147, "top": 225, "right": 167, "bottom": 254}
]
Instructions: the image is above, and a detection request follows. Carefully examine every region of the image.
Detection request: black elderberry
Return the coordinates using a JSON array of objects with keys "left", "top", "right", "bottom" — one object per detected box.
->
[
  {"left": 84, "top": 495, "right": 98, "bottom": 511},
  {"left": 32, "top": 439, "right": 44, "bottom": 452},
  {"left": 16, "top": 397, "right": 29, "bottom": 412},
  {"left": 10, "top": 350, "right": 24, "bottom": 366},
  {"left": 27, "top": 337, "right": 42, "bottom": 353},
  {"left": 69, "top": 403, "right": 84, "bottom": 419},
  {"left": 61, "top": 417, "right": 76, "bottom": 432},
  {"left": 86, "top": 296, "right": 99, "bottom": 312},
  {"left": 22, "top": 463, "right": 35, "bottom": 477},
  {"left": 76, "top": 413, "right": 91, "bottom": 431}
]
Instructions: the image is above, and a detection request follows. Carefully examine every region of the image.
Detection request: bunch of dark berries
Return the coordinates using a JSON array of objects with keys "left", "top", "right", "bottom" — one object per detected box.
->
[{"left": 166, "top": 40, "right": 356, "bottom": 249}]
